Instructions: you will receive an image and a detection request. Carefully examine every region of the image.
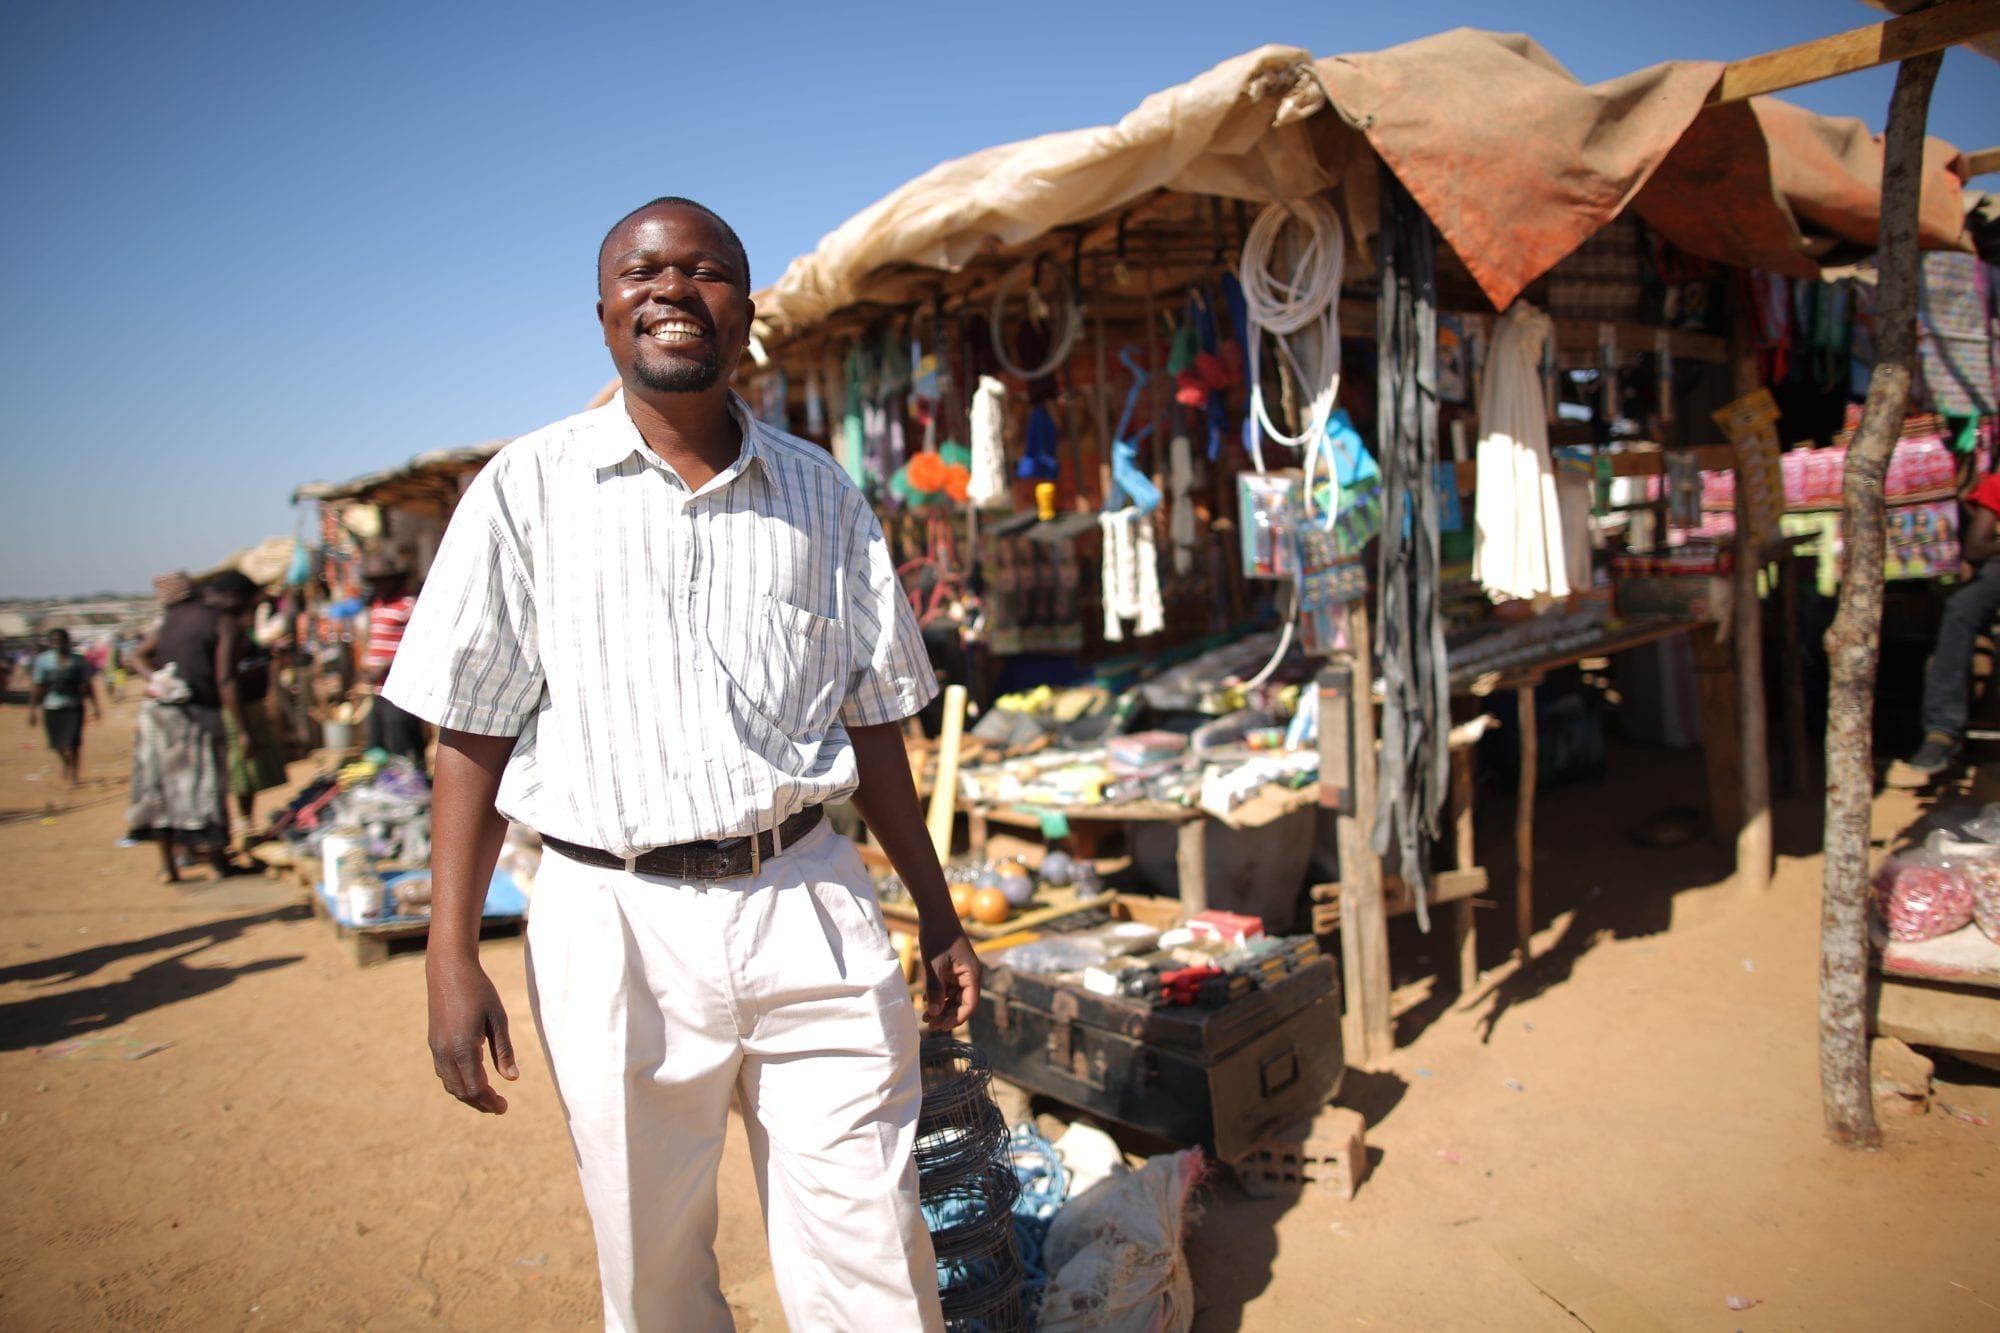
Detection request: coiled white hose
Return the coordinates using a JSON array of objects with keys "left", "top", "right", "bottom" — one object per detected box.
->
[
  {"left": 990, "top": 260, "right": 1081, "bottom": 381},
  {"left": 1240, "top": 197, "right": 1346, "bottom": 473}
]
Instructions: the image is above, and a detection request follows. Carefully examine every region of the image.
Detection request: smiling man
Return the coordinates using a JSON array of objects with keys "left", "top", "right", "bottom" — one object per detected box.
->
[{"left": 383, "top": 197, "right": 975, "bottom": 1331}]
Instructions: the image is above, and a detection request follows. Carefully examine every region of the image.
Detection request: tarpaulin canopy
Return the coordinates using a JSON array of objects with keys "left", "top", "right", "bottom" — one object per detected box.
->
[{"left": 755, "top": 28, "right": 1974, "bottom": 339}]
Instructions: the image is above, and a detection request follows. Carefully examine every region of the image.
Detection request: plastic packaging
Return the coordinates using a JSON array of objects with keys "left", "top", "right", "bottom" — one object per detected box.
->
[
  {"left": 1962, "top": 856, "right": 2000, "bottom": 942},
  {"left": 1873, "top": 850, "right": 1974, "bottom": 942}
]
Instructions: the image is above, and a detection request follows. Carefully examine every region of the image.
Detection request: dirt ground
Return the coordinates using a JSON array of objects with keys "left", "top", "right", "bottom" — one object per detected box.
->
[{"left": 2, "top": 691, "right": 1996, "bottom": 1331}]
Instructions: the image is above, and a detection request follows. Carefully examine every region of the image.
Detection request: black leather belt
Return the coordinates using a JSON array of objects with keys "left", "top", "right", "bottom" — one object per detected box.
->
[{"left": 542, "top": 806, "right": 824, "bottom": 881}]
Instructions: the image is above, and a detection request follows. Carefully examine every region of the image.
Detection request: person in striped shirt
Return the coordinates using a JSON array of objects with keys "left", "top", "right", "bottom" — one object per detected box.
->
[
  {"left": 359, "top": 552, "right": 426, "bottom": 768},
  {"left": 384, "top": 197, "right": 977, "bottom": 1332}
]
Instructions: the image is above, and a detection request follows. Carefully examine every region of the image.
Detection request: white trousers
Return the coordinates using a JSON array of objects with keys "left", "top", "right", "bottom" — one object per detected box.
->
[{"left": 526, "top": 820, "right": 943, "bottom": 1332}]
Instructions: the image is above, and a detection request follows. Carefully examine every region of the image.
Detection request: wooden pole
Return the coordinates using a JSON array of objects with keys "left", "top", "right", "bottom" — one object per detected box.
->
[
  {"left": 1336, "top": 605, "right": 1393, "bottom": 1067},
  {"left": 926, "top": 684, "right": 968, "bottom": 861},
  {"left": 1726, "top": 304, "right": 1774, "bottom": 895},
  {"left": 1780, "top": 550, "right": 1812, "bottom": 793},
  {"left": 1514, "top": 684, "right": 1538, "bottom": 961},
  {"left": 1451, "top": 745, "right": 1479, "bottom": 994},
  {"left": 1820, "top": 44, "right": 1944, "bottom": 1152}
]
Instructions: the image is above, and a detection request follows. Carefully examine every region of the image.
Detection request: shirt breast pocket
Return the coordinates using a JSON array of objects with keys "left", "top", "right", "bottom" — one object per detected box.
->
[{"left": 709, "top": 595, "right": 849, "bottom": 738}]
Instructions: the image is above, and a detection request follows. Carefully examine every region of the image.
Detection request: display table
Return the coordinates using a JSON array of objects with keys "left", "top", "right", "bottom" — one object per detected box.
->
[
  {"left": 961, "top": 783, "right": 1321, "bottom": 916},
  {"left": 1456, "top": 618, "right": 1710, "bottom": 961},
  {"left": 1871, "top": 924, "right": 2000, "bottom": 1062}
]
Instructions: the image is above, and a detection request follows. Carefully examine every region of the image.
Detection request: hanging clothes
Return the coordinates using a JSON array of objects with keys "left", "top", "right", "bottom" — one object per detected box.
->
[
  {"left": 1473, "top": 303, "right": 1569, "bottom": 608},
  {"left": 1371, "top": 167, "right": 1451, "bottom": 931}
]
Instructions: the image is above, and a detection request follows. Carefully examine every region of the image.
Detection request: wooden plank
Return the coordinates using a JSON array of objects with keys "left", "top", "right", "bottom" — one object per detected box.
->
[
  {"left": 1515, "top": 685, "right": 1538, "bottom": 962},
  {"left": 1309, "top": 868, "right": 1489, "bottom": 933},
  {"left": 1174, "top": 815, "right": 1209, "bottom": 915},
  {"left": 1335, "top": 606, "right": 1393, "bottom": 1067},
  {"left": 1965, "top": 145, "right": 2000, "bottom": 177},
  {"left": 1872, "top": 975, "right": 2000, "bottom": 1056},
  {"left": 925, "top": 684, "right": 967, "bottom": 861},
  {"left": 1708, "top": 0, "right": 2000, "bottom": 104}
]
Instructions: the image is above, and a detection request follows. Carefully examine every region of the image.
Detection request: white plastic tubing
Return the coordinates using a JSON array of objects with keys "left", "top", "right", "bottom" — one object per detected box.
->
[{"left": 1240, "top": 197, "right": 1346, "bottom": 476}]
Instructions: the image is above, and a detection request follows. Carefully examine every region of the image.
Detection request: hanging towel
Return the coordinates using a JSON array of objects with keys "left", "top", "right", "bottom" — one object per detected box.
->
[
  {"left": 1473, "top": 304, "right": 1570, "bottom": 608},
  {"left": 968, "top": 375, "right": 1010, "bottom": 508}
]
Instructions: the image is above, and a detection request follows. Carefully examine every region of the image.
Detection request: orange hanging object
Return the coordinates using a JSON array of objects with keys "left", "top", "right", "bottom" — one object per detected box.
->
[{"left": 908, "top": 451, "right": 948, "bottom": 493}]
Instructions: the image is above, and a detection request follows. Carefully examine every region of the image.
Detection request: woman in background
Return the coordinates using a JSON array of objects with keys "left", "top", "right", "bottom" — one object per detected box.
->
[
  {"left": 128, "top": 571, "right": 247, "bottom": 882},
  {"left": 205, "top": 572, "right": 290, "bottom": 836}
]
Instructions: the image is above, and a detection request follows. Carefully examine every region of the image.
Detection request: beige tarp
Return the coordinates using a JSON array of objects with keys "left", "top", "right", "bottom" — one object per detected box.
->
[
  {"left": 756, "top": 28, "right": 1974, "bottom": 340},
  {"left": 755, "top": 45, "right": 1341, "bottom": 334}
]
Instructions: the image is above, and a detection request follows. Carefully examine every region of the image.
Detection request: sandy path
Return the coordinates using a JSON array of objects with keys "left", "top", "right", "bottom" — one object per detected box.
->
[{"left": 1, "top": 693, "right": 1994, "bottom": 1330}]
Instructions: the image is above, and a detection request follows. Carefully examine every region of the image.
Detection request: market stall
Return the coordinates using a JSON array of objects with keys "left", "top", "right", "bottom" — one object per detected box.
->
[{"left": 741, "top": 26, "right": 1984, "bottom": 1076}]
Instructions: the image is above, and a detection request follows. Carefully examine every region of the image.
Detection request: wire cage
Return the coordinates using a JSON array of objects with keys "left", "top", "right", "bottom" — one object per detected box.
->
[{"left": 918, "top": 1039, "right": 1027, "bottom": 1332}]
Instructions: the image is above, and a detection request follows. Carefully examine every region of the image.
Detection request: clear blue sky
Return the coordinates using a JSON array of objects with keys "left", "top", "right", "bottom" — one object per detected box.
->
[{"left": 2, "top": 1, "right": 1993, "bottom": 597}]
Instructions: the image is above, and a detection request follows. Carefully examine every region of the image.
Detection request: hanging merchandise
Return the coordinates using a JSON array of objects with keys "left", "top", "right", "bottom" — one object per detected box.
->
[
  {"left": 805, "top": 368, "right": 827, "bottom": 437},
  {"left": 841, "top": 347, "right": 868, "bottom": 486},
  {"left": 968, "top": 376, "right": 1010, "bottom": 508},
  {"left": 1105, "top": 347, "right": 1161, "bottom": 515},
  {"left": 1472, "top": 303, "right": 1570, "bottom": 607},
  {"left": 1097, "top": 510, "right": 1164, "bottom": 642},
  {"left": 1304, "top": 408, "right": 1378, "bottom": 534},
  {"left": 1917, "top": 252, "right": 1996, "bottom": 416},
  {"left": 991, "top": 258, "right": 1082, "bottom": 383},
  {"left": 1371, "top": 167, "right": 1451, "bottom": 934},
  {"left": 1168, "top": 435, "right": 1197, "bottom": 574},
  {"left": 1019, "top": 404, "right": 1062, "bottom": 483},
  {"left": 1240, "top": 197, "right": 1346, "bottom": 476}
]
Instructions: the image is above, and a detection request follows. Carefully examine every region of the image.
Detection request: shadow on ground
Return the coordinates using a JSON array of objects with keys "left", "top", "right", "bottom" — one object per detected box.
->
[{"left": 0, "top": 905, "right": 310, "bottom": 1051}]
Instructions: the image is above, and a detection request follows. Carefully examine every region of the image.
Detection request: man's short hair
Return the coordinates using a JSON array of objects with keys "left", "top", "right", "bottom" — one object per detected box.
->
[{"left": 597, "top": 197, "right": 750, "bottom": 295}]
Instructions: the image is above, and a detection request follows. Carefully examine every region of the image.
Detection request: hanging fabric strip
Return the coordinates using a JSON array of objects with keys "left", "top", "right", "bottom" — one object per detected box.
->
[
  {"left": 1370, "top": 165, "right": 1449, "bottom": 932},
  {"left": 968, "top": 375, "right": 1009, "bottom": 508}
]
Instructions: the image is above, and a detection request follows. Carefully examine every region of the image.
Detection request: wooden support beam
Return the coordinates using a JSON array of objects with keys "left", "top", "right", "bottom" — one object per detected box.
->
[
  {"left": 1964, "top": 145, "right": 2000, "bottom": 177},
  {"left": 1515, "top": 684, "right": 1538, "bottom": 962},
  {"left": 1452, "top": 746, "right": 1480, "bottom": 995},
  {"left": 1708, "top": 0, "right": 2000, "bottom": 104},
  {"left": 1335, "top": 606, "right": 1393, "bottom": 1068},
  {"left": 1309, "top": 868, "right": 1489, "bottom": 934}
]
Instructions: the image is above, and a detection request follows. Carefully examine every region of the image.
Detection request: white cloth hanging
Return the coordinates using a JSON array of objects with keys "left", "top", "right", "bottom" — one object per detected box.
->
[
  {"left": 1168, "top": 435, "right": 1196, "bottom": 574},
  {"left": 968, "top": 376, "right": 1009, "bottom": 508},
  {"left": 1473, "top": 304, "right": 1570, "bottom": 607},
  {"left": 1099, "top": 509, "right": 1165, "bottom": 641}
]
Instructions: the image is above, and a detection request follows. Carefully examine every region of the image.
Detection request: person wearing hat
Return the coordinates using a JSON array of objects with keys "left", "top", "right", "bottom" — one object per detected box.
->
[{"left": 359, "top": 552, "right": 426, "bottom": 768}]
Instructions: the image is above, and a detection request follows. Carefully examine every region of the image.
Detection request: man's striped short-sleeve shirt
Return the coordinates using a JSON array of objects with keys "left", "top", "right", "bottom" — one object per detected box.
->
[{"left": 383, "top": 392, "right": 939, "bottom": 856}]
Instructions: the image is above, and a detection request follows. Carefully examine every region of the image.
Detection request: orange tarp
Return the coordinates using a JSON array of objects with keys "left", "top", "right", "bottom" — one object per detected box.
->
[{"left": 754, "top": 29, "right": 1975, "bottom": 340}]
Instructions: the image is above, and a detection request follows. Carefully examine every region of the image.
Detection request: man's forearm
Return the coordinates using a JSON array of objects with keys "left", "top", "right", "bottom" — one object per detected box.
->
[
  {"left": 846, "top": 721, "right": 959, "bottom": 934},
  {"left": 430, "top": 728, "right": 517, "bottom": 961}
]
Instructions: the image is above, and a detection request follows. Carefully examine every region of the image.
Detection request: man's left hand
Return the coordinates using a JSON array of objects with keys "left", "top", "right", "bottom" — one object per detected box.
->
[{"left": 921, "top": 926, "right": 981, "bottom": 1032}]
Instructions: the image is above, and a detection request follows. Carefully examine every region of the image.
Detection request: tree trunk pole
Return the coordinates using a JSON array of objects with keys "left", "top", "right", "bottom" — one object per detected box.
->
[{"left": 1819, "top": 47, "right": 1942, "bottom": 1150}]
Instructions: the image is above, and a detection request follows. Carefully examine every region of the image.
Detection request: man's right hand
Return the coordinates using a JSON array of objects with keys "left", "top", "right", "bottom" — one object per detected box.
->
[{"left": 426, "top": 956, "right": 519, "bottom": 1114}]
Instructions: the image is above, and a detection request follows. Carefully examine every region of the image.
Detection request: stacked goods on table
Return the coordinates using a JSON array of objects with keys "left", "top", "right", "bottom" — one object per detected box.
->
[
  {"left": 917, "top": 1040, "right": 1026, "bottom": 1331},
  {"left": 1870, "top": 809, "right": 2000, "bottom": 995},
  {"left": 938, "top": 631, "right": 1321, "bottom": 819}
]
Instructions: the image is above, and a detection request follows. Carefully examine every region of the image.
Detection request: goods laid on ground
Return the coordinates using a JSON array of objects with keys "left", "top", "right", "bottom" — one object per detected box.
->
[{"left": 257, "top": 749, "right": 537, "bottom": 964}]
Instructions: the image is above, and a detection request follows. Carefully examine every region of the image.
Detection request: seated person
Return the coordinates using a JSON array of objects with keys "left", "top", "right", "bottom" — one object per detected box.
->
[{"left": 1906, "top": 472, "right": 2000, "bottom": 774}]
